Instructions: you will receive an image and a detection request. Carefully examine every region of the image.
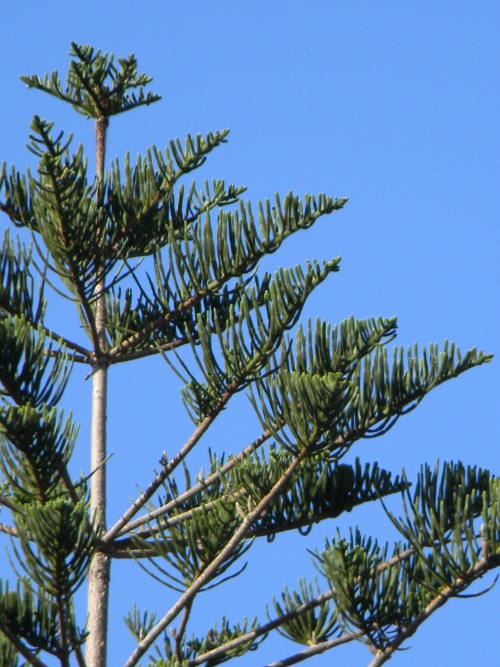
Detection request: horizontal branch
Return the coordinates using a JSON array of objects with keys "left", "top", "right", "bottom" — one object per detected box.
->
[
  {"left": 106, "top": 333, "right": 189, "bottom": 364},
  {"left": 42, "top": 330, "right": 92, "bottom": 360}
]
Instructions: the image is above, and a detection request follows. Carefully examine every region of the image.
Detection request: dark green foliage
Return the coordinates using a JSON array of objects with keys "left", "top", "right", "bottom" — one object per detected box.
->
[{"left": 14, "top": 498, "right": 97, "bottom": 596}]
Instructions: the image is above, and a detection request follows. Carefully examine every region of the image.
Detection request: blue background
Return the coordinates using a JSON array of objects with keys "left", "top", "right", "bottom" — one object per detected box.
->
[{"left": 1, "top": 3, "right": 498, "bottom": 666}]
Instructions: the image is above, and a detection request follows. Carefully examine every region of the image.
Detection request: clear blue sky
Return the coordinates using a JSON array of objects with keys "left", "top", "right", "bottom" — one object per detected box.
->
[{"left": 1, "top": 3, "right": 498, "bottom": 666}]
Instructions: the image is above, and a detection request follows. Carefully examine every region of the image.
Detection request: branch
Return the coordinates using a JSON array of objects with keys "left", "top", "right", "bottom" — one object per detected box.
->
[
  {"left": 107, "top": 192, "right": 340, "bottom": 363},
  {"left": 108, "top": 488, "right": 247, "bottom": 557},
  {"left": 198, "top": 539, "right": 494, "bottom": 667},
  {"left": 107, "top": 334, "right": 190, "bottom": 363},
  {"left": 366, "top": 552, "right": 499, "bottom": 667},
  {"left": 122, "top": 446, "right": 310, "bottom": 667},
  {"left": 191, "top": 591, "right": 345, "bottom": 666},
  {"left": 107, "top": 289, "right": 216, "bottom": 361},
  {"left": 104, "top": 377, "right": 248, "bottom": 544},
  {"left": 111, "top": 427, "right": 272, "bottom": 540},
  {"left": 174, "top": 602, "right": 192, "bottom": 663},
  {"left": 189, "top": 544, "right": 420, "bottom": 667},
  {"left": 55, "top": 594, "right": 70, "bottom": 667},
  {"left": 42, "top": 334, "right": 91, "bottom": 362},
  {"left": 112, "top": 416, "right": 365, "bottom": 543},
  {"left": 0, "top": 495, "right": 17, "bottom": 512},
  {"left": 0, "top": 522, "right": 29, "bottom": 540},
  {"left": 0, "top": 625, "right": 49, "bottom": 667},
  {"left": 264, "top": 632, "right": 363, "bottom": 667}
]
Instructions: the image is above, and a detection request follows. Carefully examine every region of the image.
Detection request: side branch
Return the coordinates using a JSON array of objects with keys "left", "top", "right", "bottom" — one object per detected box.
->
[
  {"left": 107, "top": 290, "right": 218, "bottom": 361},
  {"left": 111, "top": 428, "right": 273, "bottom": 540},
  {"left": 192, "top": 548, "right": 419, "bottom": 666},
  {"left": 0, "top": 625, "right": 49, "bottom": 667},
  {"left": 104, "top": 378, "right": 246, "bottom": 544},
  {"left": 122, "top": 447, "right": 310, "bottom": 667},
  {"left": 264, "top": 633, "right": 363, "bottom": 667},
  {"left": 191, "top": 593, "right": 355, "bottom": 667},
  {"left": 367, "top": 554, "right": 500, "bottom": 667}
]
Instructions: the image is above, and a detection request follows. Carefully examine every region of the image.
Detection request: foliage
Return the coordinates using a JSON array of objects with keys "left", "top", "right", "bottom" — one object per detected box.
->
[{"left": 0, "top": 43, "right": 495, "bottom": 667}]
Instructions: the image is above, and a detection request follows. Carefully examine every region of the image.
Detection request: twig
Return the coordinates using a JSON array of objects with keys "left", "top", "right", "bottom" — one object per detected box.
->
[{"left": 0, "top": 522, "right": 21, "bottom": 539}]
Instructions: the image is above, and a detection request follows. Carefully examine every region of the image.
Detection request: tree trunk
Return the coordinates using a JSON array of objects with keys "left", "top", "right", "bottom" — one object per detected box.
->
[{"left": 86, "top": 116, "right": 110, "bottom": 667}]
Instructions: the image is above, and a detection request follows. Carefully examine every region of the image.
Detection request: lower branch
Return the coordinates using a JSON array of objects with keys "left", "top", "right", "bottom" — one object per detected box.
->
[
  {"left": 367, "top": 555, "right": 498, "bottom": 667},
  {"left": 191, "top": 593, "right": 359, "bottom": 667},
  {"left": 123, "top": 446, "right": 310, "bottom": 667}
]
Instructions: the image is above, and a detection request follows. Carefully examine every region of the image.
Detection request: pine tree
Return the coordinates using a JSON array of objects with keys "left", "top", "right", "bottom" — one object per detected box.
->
[{"left": 0, "top": 43, "right": 496, "bottom": 667}]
